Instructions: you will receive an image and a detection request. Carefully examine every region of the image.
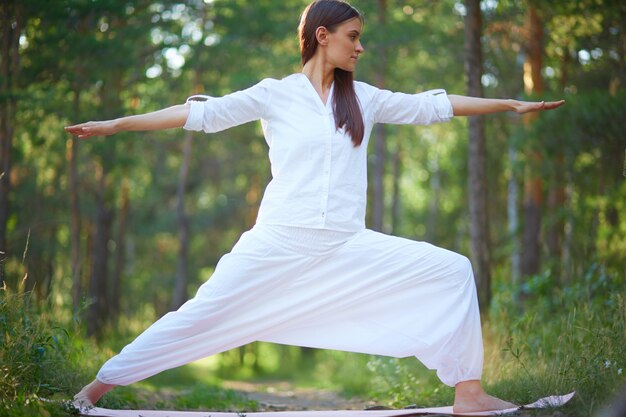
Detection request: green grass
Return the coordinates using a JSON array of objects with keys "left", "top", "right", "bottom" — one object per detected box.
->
[
  {"left": 0, "top": 289, "right": 92, "bottom": 417},
  {"left": 482, "top": 269, "right": 626, "bottom": 417}
]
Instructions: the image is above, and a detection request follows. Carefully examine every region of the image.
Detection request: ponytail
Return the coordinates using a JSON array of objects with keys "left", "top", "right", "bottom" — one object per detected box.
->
[{"left": 333, "top": 68, "right": 364, "bottom": 146}]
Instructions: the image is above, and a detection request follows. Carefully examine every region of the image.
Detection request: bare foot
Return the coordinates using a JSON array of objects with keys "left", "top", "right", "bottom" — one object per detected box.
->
[
  {"left": 453, "top": 392, "right": 517, "bottom": 413},
  {"left": 73, "top": 379, "right": 115, "bottom": 408},
  {"left": 453, "top": 380, "right": 517, "bottom": 413}
]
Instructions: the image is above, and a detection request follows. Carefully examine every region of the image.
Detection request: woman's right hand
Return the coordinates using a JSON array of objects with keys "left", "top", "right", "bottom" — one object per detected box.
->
[{"left": 65, "top": 120, "right": 119, "bottom": 139}]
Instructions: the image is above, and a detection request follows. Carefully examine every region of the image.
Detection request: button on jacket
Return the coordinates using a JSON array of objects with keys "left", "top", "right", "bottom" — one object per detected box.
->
[{"left": 184, "top": 73, "right": 453, "bottom": 232}]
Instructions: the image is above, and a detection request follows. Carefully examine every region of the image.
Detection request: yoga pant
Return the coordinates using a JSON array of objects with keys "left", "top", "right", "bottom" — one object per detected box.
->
[{"left": 96, "top": 225, "right": 483, "bottom": 387}]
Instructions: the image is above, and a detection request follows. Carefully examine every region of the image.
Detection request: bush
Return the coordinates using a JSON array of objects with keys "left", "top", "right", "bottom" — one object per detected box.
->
[
  {"left": 2, "top": 294, "right": 72, "bottom": 395},
  {"left": 483, "top": 265, "right": 626, "bottom": 416},
  {"left": 0, "top": 288, "right": 104, "bottom": 416}
]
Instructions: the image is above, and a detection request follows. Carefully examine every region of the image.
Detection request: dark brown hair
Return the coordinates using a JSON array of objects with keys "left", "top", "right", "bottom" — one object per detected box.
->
[{"left": 298, "top": 0, "right": 364, "bottom": 146}]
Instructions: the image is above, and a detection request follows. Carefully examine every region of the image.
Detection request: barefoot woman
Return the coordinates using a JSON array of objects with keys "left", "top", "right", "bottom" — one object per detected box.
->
[{"left": 66, "top": 0, "right": 563, "bottom": 413}]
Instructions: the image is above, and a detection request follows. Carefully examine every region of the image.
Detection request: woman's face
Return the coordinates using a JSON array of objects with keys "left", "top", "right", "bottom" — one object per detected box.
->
[{"left": 324, "top": 17, "right": 364, "bottom": 72}]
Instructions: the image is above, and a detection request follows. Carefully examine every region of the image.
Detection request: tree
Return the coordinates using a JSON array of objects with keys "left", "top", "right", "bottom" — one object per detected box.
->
[
  {"left": 464, "top": 0, "right": 491, "bottom": 309},
  {"left": 520, "top": 3, "right": 544, "bottom": 277},
  {"left": 370, "top": 0, "right": 388, "bottom": 232},
  {"left": 0, "top": 0, "right": 24, "bottom": 281}
]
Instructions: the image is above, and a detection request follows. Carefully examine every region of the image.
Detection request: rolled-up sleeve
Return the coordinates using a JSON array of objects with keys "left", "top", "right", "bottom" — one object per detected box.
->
[
  {"left": 183, "top": 78, "right": 273, "bottom": 133},
  {"left": 184, "top": 99, "right": 205, "bottom": 131},
  {"left": 372, "top": 87, "right": 453, "bottom": 125}
]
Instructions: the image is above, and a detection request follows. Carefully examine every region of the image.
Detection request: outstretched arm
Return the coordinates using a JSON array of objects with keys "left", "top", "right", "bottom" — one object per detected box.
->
[
  {"left": 64, "top": 104, "right": 190, "bottom": 139},
  {"left": 448, "top": 95, "right": 564, "bottom": 116}
]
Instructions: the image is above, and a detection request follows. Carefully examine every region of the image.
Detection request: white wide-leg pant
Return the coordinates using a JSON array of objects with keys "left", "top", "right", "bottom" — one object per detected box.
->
[{"left": 97, "top": 225, "right": 483, "bottom": 387}]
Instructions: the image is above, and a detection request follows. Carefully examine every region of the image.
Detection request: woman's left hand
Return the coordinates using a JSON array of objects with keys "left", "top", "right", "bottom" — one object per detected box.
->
[
  {"left": 513, "top": 99, "right": 565, "bottom": 114},
  {"left": 448, "top": 95, "right": 565, "bottom": 116}
]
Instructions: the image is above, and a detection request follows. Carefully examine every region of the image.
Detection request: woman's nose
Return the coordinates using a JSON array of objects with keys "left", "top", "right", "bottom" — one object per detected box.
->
[{"left": 356, "top": 41, "right": 364, "bottom": 53}]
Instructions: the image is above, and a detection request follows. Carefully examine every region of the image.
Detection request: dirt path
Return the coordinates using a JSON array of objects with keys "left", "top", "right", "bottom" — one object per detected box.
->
[{"left": 223, "top": 380, "right": 380, "bottom": 411}]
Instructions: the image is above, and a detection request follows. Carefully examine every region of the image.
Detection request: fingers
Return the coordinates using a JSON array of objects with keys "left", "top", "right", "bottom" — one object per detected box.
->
[
  {"left": 542, "top": 100, "right": 565, "bottom": 110},
  {"left": 64, "top": 125, "right": 93, "bottom": 139},
  {"left": 533, "top": 100, "right": 565, "bottom": 112},
  {"left": 64, "top": 125, "right": 85, "bottom": 134},
  {"left": 518, "top": 99, "right": 565, "bottom": 114},
  {"left": 64, "top": 121, "right": 108, "bottom": 138}
]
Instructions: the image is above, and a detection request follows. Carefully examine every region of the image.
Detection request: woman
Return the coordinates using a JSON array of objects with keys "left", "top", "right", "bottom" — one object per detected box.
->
[{"left": 66, "top": 0, "right": 563, "bottom": 413}]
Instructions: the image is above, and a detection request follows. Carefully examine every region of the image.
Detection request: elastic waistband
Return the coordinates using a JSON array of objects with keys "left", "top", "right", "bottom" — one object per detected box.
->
[{"left": 251, "top": 224, "right": 358, "bottom": 257}]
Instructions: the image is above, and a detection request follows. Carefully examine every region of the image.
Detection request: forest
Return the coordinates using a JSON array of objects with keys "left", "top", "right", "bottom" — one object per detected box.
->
[{"left": 0, "top": 0, "right": 624, "bottom": 416}]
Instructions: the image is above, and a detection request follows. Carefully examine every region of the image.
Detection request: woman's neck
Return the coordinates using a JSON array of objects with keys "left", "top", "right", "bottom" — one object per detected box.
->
[{"left": 302, "top": 58, "right": 335, "bottom": 100}]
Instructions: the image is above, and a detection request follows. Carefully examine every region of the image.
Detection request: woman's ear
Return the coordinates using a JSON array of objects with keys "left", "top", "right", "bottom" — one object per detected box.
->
[{"left": 315, "top": 26, "right": 329, "bottom": 46}]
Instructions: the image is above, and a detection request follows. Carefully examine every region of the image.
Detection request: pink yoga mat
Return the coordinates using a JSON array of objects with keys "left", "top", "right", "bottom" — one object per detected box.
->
[{"left": 80, "top": 392, "right": 575, "bottom": 417}]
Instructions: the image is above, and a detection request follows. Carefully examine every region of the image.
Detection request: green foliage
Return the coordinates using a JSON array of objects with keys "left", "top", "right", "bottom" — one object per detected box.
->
[
  {"left": 362, "top": 356, "right": 452, "bottom": 407},
  {"left": 530, "top": 91, "right": 625, "bottom": 154},
  {"left": 0, "top": 291, "right": 85, "bottom": 399},
  {"left": 485, "top": 264, "right": 626, "bottom": 416},
  {"left": 0, "top": 400, "right": 78, "bottom": 417},
  {"left": 0, "top": 288, "right": 97, "bottom": 416}
]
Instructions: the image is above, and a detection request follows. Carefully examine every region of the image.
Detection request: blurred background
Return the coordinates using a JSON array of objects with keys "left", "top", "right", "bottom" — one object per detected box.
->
[{"left": 0, "top": 1, "right": 624, "bottom": 416}]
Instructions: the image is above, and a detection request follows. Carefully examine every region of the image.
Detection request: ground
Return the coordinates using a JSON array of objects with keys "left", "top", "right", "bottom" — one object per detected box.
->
[{"left": 222, "top": 380, "right": 379, "bottom": 411}]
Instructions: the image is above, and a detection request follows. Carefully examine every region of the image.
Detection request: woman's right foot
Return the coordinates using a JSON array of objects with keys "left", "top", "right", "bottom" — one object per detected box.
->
[
  {"left": 453, "top": 392, "right": 517, "bottom": 413},
  {"left": 453, "top": 380, "right": 517, "bottom": 413}
]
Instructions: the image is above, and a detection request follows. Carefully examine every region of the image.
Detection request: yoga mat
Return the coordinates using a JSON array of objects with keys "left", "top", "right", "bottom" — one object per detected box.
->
[{"left": 79, "top": 391, "right": 575, "bottom": 417}]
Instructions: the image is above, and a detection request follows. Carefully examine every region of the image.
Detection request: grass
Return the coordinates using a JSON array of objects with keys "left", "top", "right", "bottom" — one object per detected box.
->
[
  {"left": 483, "top": 272, "right": 626, "bottom": 416},
  {"left": 0, "top": 289, "right": 91, "bottom": 417}
]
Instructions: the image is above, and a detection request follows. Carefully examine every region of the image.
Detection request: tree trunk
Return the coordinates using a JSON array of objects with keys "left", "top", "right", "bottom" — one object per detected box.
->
[
  {"left": 520, "top": 4, "right": 544, "bottom": 276},
  {"left": 464, "top": 0, "right": 491, "bottom": 309},
  {"left": 546, "top": 157, "right": 565, "bottom": 276},
  {"left": 171, "top": 129, "right": 193, "bottom": 311},
  {"left": 170, "top": 6, "right": 209, "bottom": 309},
  {"left": 370, "top": 0, "right": 388, "bottom": 232},
  {"left": 609, "top": 6, "right": 626, "bottom": 94},
  {"left": 426, "top": 151, "right": 440, "bottom": 242},
  {"left": 110, "top": 178, "right": 129, "bottom": 319},
  {"left": 390, "top": 142, "right": 402, "bottom": 235},
  {"left": 543, "top": 38, "right": 574, "bottom": 284},
  {"left": 87, "top": 166, "right": 114, "bottom": 338},
  {"left": 507, "top": 142, "right": 520, "bottom": 285},
  {"left": 0, "top": 0, "right": 22, "bottom": 275},
  {"left": 69, "top": 89, "right": 83, "bottom": 309},
  {"left": 299, "top": 346, "right": 316, "bottom": 371},
  {"left": 561, "top": 168, "right": 573, "bottom": 285},
  {"left": 371, "top": 126, "right": 386, "bottom": 232},
  {"left": 85, "top": 64, "right": 124, "bottom": 333}
]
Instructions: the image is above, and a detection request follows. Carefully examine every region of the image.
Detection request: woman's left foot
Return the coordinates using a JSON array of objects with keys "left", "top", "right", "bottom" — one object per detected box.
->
[
  {"left": 72, "top": 389, "right": 94, "bottom": 410},
  {"left": 72, "top": 379, "right": 113, "bottom": 410}
]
